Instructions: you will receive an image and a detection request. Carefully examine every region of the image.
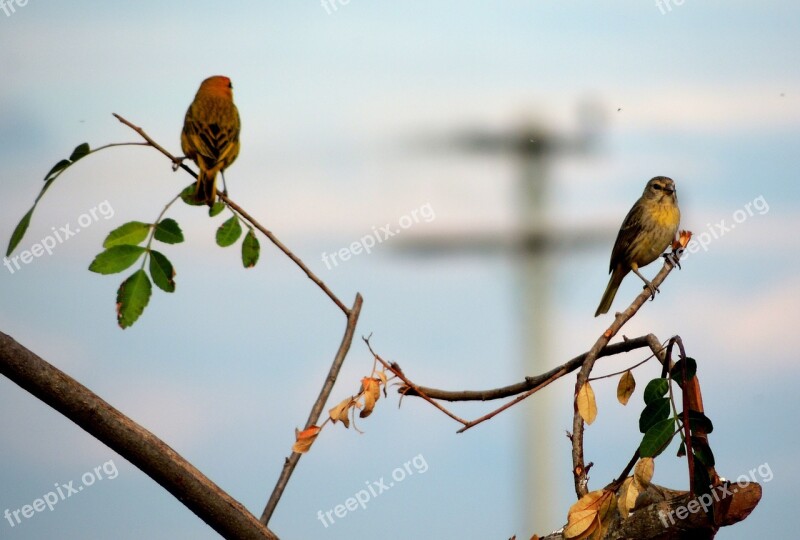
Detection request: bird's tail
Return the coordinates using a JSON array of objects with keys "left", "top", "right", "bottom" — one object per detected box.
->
[
  {"left": 595, "top": 267, "right": 626, "bottom": 317},
  {"left": 195, "top": 169, "right": 218, "bottom": 207}
]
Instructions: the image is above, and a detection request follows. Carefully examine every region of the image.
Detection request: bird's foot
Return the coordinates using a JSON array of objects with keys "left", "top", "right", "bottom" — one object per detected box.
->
[
  {"left": 171, "top": 156, "right": 187, "bottom": 171},
  {"left": 644, "top": 281, "right": 659, "bottom": 301},
  {"left": 663, "top": 251, "right": 682, "bottom": 270}
]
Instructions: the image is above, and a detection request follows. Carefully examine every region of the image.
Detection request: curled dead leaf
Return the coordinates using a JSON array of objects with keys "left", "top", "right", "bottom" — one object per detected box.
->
[
  {"left": 292, "top": 425, "right": 321, "bottom": 454},
  {"left": 376, "top": 370, "right": 389, "bottom": 397},
  {"left": 329, "top": 397, "right": 354, "bottom": 429},
  {"left": 359, "top": 377, "right": 381, "bottom": 418}
]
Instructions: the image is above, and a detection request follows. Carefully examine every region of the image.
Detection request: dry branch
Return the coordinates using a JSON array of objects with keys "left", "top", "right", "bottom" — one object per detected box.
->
[{"left": 260, "top": 294, "right": 363, "bottom": 524}]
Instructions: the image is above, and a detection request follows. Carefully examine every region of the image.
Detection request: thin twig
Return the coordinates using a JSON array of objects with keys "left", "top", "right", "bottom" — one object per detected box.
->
[
  {"left": 222, "top": 195, "right": 350, "bottom": 316},
  {"left": 608, "top": 449, "right": 641, "bottom": 492},
  {"left": 571, "top": 250, "right": 684, "bottom": 498},
  {"left": 111, "top": 113, "right": 352, "bottom": 317},
  {"left": 456, "top": 368, "right": 564, "bottom": 433},
  {"left": 368, "top": 336, "right": 659, "bottom": 435},
  {"left": 588, "top": 347, "right": 662, "bottom": 381},
  {"left": 363, "top": 337, "right": 469, "bottom": 426},
  {"left": 260, "top": 294, "right": 363, "bottom": 525}
]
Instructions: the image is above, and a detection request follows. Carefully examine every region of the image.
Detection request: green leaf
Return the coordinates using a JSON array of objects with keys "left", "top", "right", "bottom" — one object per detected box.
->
[
  {"left": 209, "top": 202, "right": 225, "bottom": 217},
  {"left": 89, "top": 245, "right": 146, "bottom": 275},
  {"left": 639, "top": 397, "right": 671, "bottom": 433},
  {"left": 216, "top": 216, "right": 242, "bottom": 247},
  {"left": 643, "top": 378, "right": 670, "bottom": 405},
  {"left": 6, "top": 208, "right": 34, "bottom": 256},
  {"left": 116, "top": 270, "right": 152, "bottom": 329},
  {"left": 241, "top": 229, "right": 260, "bottom": 268},
  {"left": 180, "top": 183, "right": 205, "bottom": 206},
  {"left": 639, "top": 417, "right": 676, "bottom": 458},
  {"left": 103, "top": 221, "right": 151, "bottom": 248},
  {"left": 44, "top": 159, "right": 72, "bottom": 182},
  {"left": 154, "top": 218, "right": 184, "bottom": 244},
  {"left": 69, "top": 142, "right": 90, "bottom": 162},
  {"left": 670, "top": 357, "right": 697, "bottom": 386},
  {"left": 8, "top": 144, "right": 96, "bottom": 256},
  {"left": 149, "top": 250, "right": 176, "bottom": 293}
]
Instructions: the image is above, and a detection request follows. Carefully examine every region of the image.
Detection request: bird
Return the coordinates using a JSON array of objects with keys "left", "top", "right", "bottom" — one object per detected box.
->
[
  {"left": 181, "top": 75, "right": 241, "bottom": 206},
  {"left": 595, "top": 176, "right": 681, "bottom": 317}
]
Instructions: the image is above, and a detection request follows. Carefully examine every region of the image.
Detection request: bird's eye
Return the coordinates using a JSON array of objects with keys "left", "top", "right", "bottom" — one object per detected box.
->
[{"left": 652, "top": 184, "right": 663, "bottom": 190}]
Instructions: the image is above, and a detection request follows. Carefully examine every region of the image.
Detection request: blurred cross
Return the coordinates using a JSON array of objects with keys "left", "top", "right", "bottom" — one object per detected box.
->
[{"left": 396, "top": 106, "right": 606, "bottom": 533}]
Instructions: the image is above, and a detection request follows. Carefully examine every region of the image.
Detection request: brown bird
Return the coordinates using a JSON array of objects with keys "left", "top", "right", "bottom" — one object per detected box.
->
[
  {"left": 181, "top": 76, "right": 241, "bottom": 206},
  {"left": 595, "top": 176, "right": 681, "bottom": 316}
]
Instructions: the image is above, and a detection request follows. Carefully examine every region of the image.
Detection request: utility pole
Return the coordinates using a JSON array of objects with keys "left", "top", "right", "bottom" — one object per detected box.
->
[{"left": 396, "top": 107, "right": 606, "bottom": 533}]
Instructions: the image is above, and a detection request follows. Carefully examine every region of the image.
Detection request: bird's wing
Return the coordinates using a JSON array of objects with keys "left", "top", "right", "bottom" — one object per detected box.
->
[
  {"left": 183, "top": 108, "right": 240, "bottom": 166},
  {"left": 609, "top": 199, "right": 645, "bottom": 272}
]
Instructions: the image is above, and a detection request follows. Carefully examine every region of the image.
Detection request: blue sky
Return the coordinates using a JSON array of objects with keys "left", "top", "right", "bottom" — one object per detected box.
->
[{"left": 1, "top": 2, "right": 798, "bottom": 539}]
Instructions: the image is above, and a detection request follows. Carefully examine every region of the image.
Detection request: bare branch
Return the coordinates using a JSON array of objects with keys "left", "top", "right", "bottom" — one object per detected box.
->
[
  {"left": 402, "top": 335, "right": 657, "bottom": 402},
  {"left": 260, "top": 294, "right": 363, "bottom": 524},
  {"left": 221, "top": 195, "right": 350, "bottom": 316},
  {"left": 571, "top": 251, "right": 684, "bottom": 498},
  {"left": 363, "top": 336, "right": 469, "bottom": 426}
]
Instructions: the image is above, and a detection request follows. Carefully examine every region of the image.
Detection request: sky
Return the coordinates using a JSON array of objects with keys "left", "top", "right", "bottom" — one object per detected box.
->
[{"left": 1, "top": 1, "right": 799, "bottom": 539}]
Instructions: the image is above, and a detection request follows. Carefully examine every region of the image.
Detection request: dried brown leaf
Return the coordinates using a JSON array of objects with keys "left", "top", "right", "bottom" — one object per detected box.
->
[
  {"left": 292, "top": 425, "right": 321, "bottom": 454},
  {"left": 616, "top": 370, "right": 636, "bottom": 406},
  {"left": 577, "top": 382, "right": 598, "bottom": 425},
  {"left": 564, "top": 489, "right": 611, "bottom": 539},
  {"left": 634, "top": 457, "right": 655, "bottom": 487},
  {"left": 616, "top": 476, "right": 639, "bottom": 519},
  {"left": 328, "top": 396, "right": 354, "bottom": 429},
  {"left": 359, "top": 377, "right": 381, "bottom": 418}
]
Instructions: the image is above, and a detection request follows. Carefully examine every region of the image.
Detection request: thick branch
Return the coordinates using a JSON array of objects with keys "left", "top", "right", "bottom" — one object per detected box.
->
[
  {"left": 539, "top": 481, "right": 761, "bottom": 540},
  {"left": 260, "top": 293, "right": 363, "bottom": 524},
  {"left": 0, "top": 330, "right": 278, "bottom": 540}
]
